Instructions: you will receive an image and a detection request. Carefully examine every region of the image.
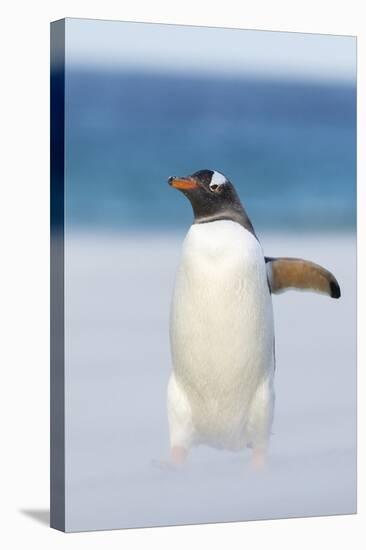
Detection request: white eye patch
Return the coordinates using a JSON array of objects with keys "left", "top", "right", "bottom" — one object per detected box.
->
[
  {"left": 209, "top": 170, "right": 227, "bottom": 190},
  {"left": 210, "top": 170, "right": 227, "bottom": 186}
]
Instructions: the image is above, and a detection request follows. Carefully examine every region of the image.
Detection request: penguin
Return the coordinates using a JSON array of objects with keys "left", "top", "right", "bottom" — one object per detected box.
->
[{"left": 167, "top": 169, "right": 340, "bottom": 469}]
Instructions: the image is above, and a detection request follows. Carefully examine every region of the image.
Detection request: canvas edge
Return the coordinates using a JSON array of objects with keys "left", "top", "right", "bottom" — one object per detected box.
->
[{"left": 50, "top": 18, "right": 66, "bottom": 533}]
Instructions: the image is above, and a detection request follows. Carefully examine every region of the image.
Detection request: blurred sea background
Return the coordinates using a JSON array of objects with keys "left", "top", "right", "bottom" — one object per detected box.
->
[
  {"left": 64, "top": 21, "right": 356, "bottom": 234},
  {"left": 61, "top": 19, "right": 357, "bottom": 531}
]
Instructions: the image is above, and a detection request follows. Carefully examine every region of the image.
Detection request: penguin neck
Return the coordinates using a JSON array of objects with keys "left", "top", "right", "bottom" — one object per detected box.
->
[{"left": 193, "top": 203, "right": 257, "bottom": 239}]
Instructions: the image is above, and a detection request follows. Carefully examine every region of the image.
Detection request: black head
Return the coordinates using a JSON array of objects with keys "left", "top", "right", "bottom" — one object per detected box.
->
[{"left": 168, "top": 169, "right": 256, "bottom": 236}]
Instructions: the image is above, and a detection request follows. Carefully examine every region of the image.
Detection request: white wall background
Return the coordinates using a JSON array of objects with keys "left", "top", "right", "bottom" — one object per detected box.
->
[{"left": 0, "top": 0, "right": 364, "bottom": 548}]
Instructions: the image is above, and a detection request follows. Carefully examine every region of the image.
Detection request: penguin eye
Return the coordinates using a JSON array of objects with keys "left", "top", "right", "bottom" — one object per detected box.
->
[{"left": 209, "top": 183, "right": 220, "bottom": 192}]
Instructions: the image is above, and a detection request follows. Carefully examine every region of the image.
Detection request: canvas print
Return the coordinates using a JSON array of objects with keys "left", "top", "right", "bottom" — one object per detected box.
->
[{"left": 50, "top": 18, "right": 357, "bottom": 532}]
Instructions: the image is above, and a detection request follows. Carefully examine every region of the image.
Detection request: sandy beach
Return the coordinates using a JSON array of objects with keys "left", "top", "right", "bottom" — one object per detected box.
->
[{"left": 64, "top": 231, "right": 356, "bottom": 531}]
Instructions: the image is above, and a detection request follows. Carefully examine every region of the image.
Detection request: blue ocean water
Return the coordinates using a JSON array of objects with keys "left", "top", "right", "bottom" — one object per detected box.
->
[{"left": 65, "top": 69, "right": 356, "bottom": 232}]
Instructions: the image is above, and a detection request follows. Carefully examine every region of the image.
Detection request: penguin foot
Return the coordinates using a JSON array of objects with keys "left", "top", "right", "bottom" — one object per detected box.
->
[
  {"left": 170, "top": 445, "right": 188, "bottom": 465},
  {"left": 151, "top": 448, "right": 188, "bottom": 472},
  {"left": 250, "top": 448, "right": 267, "bottom": 471}
]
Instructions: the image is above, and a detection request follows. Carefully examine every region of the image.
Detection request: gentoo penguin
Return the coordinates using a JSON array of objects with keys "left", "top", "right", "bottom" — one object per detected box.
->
[{"left": 167, "top": 169, "right": 340, "bottom": 468}]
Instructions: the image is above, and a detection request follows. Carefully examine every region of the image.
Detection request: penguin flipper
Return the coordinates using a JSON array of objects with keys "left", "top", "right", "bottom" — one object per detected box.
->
[{"left": 265, "top": 257, "right": 341, "bottom": 299}]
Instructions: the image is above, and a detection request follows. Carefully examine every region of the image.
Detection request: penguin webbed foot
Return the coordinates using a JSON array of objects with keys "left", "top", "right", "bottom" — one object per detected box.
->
[
  {"left": 250, "top": 448, "right": 267, "bottom": 471},
  {"left": 170, "top": 445, "right": 188, "bottom": 465}
]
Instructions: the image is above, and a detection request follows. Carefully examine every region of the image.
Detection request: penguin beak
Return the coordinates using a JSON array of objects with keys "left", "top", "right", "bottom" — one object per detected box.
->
[{"left": 168, "top": 175, "right": 199, "bottom": 190}]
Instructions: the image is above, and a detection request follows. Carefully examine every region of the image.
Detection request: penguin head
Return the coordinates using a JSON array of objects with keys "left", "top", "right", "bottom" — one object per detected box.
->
[
  {"left": 168, "top": 169, "right": 255, "bottom": 235},
  {"left": 168, "top": 169, "right": 240, "bottom": 218}
]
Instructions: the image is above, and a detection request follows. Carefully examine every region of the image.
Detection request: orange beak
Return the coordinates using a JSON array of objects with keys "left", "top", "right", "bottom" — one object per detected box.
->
[{"left": 168, "top": 176, "right": 199, "bottom": 190}]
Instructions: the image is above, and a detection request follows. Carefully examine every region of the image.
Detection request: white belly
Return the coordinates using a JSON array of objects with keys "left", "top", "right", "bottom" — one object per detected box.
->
[{"left": 169, "top": 220, "right": 274, "bottom": 450}]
